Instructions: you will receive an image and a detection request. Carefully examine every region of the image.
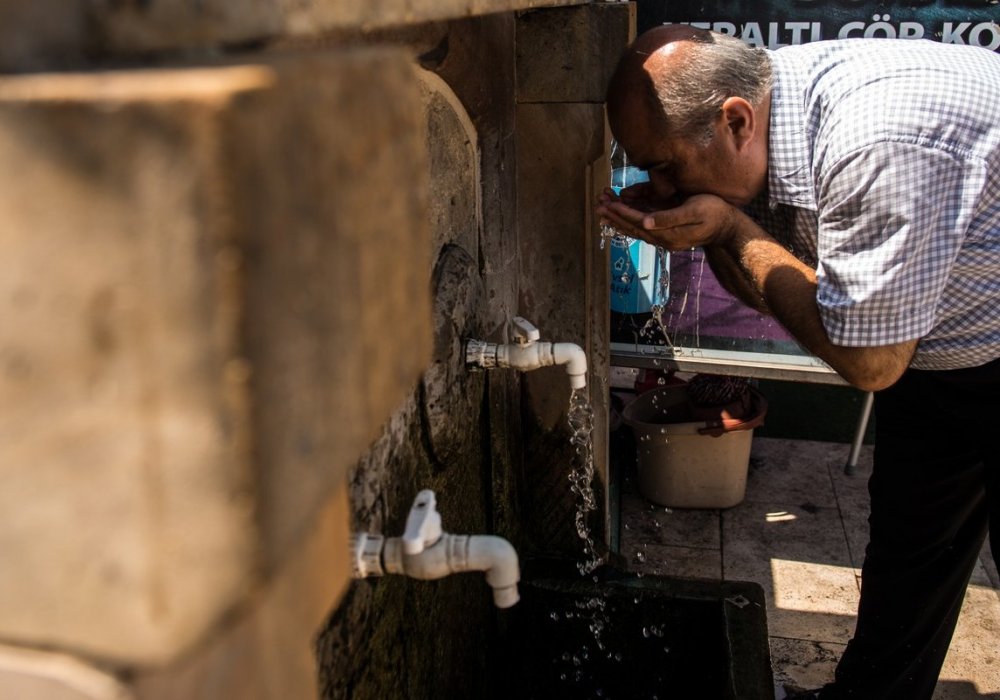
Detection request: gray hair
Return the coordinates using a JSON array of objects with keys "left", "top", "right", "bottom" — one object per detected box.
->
[{"left": 653, "top": 31, "right": 772, "bottom": 144}]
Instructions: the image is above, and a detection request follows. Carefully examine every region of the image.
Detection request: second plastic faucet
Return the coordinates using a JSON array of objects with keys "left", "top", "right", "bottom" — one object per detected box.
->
[
  {"left": 465, "top": 317, "right": 587, "bottom": 389},
  {"left": 352, "top": 490, "right": 520, "bottom": 608}
]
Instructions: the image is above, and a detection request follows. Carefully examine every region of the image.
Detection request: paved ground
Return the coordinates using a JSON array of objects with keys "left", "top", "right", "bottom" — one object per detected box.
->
[{"left": 617, "top": 437, "right": 1000, "bottom": 699}]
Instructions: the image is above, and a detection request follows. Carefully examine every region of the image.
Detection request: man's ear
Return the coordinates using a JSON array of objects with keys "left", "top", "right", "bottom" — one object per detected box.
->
[{"left": 721, "top": 96, "right": 756, "bottom": 152}]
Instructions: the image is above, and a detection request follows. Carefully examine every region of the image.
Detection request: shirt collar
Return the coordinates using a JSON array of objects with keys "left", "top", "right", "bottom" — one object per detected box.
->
[{"left": 766, "top": 50, "right": 816, "bottom": 211}]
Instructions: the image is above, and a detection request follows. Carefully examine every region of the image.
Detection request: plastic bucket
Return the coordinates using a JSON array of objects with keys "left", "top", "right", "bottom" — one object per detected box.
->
[{"left": 622, "top": 385, "right": 767, "bottom": 509}]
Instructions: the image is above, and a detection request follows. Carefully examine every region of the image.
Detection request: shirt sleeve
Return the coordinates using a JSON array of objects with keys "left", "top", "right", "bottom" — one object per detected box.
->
[{"left": 814, "top": 140, "right": 981, "bottom": 348}]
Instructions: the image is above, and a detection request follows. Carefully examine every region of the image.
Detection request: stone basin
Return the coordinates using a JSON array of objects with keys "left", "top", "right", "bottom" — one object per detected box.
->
[{"left": 495, "top": 558, "right": 773, "bottom": 699}]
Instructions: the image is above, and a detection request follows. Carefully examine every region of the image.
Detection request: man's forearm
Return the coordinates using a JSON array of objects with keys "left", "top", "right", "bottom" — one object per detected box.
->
[
  {"left": 717, "top": 210, "right": 916, "bottom": 391},
  {"left": 703, "top": 246, "right": 770, "bottom": 314},
  {"left": 596, "top": 191, "right": 915, "bottom": 389}
]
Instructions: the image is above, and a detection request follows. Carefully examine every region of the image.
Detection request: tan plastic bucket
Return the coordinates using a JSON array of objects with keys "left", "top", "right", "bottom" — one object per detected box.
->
[{"left": 622, "top": 384, "right": 767, "bottom": 509}]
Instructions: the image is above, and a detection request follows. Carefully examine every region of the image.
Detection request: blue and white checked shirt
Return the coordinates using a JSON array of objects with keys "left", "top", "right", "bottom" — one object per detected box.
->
[{"left": 751, "top": 39, "right": 1000, "bottom": 370}]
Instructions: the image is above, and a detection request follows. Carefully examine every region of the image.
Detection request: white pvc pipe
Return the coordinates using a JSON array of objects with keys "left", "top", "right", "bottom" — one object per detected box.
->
[
  {"left": 372, "top": 534, "right": 521, "bottom": 609},
  {"left": 466, "top": 535, "right": 521, "bottom": 608},
  {"left": 495, "top": 341, "right": 588, "bottom": 390},
  {"left": 552, "top": 342, "right": 588, "bottom": 390}
]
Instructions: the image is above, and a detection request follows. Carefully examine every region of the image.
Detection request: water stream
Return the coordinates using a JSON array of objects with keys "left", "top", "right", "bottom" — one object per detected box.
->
[
  {"left": 567, "top": 387, "right": 614, "bottom": 657},
  {"left": 567, "top": 386, "right": 599, "bottom": 577}
]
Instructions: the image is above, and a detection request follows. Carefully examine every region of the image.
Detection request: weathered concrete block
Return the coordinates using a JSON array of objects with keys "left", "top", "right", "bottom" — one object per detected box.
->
[
  {"left": 516, "top": 3, "right": 636, "bottom": 104},
  {"left": 517, "top": 102, "right": 605, "bottom": 333},
  {"left": 0, "top": 480, "right": 353, "bottom": 700},
  {"left": 516, "top": 101, "right": 611, "bottom": 555},
  {"left": 134, "top": 480, "right": 353, "bottom": 700},
  {"left": 0, "top": 1, "right": 93, "bottom": 72},
  {"left": 418, "top": 68, "right": 480, "bottom": 259},
  {"left": 416, "top": 68, "right": 487, "bottom": 472},
  {"left": 0, "top": 644, "right": 133, "bottom": 700},
  {"left": 0, "top": 0, "right": 590, "bottom": 67},
  {"left": 95, "top": 0, "right": 284, "bottom": 54},
  {"left": 283, "top": 0, "right": 589, "bottom": 39},
  {"left": 225, "top": 50, "right": 433, "bottom": 570},
  {"left": 0, "top": 47, "right": 430, "bottom": 666}
]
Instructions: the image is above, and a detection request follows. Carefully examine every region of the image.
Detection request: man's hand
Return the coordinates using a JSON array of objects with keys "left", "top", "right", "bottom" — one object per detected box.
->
[{"left": 596, "top": 189, "right": 738, "bottom": 251}]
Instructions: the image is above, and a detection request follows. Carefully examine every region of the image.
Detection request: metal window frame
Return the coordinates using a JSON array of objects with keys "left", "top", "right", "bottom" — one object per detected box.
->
[{"left": 610, "top": 341, "right": 848, "bottom": 385}]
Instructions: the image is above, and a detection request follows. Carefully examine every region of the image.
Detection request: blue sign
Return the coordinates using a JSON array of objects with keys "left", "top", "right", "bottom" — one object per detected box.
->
[{"left": 609, "top": 167, "right": 666, "bottom": 314}]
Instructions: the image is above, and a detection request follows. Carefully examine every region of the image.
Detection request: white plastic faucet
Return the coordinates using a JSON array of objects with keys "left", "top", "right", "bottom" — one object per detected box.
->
[
  {"left": 466, "top": 317, "right": 588, "bottom": 390},
  {"left": 351, "top": 489, "right": 521, "bottom": 608}
]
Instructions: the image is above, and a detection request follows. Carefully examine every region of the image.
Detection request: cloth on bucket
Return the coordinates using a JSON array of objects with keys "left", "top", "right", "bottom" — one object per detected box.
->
[{"left": 686, "top": 374, "right": 753, "bottom": 423}]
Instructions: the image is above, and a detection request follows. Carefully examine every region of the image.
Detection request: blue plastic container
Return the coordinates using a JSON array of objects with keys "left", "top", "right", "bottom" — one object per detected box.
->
[
  {"left": 609, "top": 167, "right": 667, "bottom": 314},
  {"left": 609, "top": 238, "right": 664, "bottom": 313}
]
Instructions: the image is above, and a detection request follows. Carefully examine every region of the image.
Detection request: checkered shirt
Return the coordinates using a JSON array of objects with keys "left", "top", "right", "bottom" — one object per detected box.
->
[{"left": 750, "top": 39, "right": 1000, "bottom": 370}]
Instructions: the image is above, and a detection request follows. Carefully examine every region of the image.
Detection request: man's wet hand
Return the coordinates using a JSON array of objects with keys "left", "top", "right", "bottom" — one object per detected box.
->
[{"left": 596, "top": 194, "right": 737, "bottom": 251}]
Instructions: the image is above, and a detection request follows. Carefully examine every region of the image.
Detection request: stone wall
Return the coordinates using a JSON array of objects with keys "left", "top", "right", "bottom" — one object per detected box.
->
[
  {"left": 0, "top": 1, "right": 631, "bottom": 697},
  {"left": 0, "top": 0, "right": 588, "bottom": 70},
  {"left": 0, "top": 46, "right": 432, "bottom": 698},
  {"left": 316, "top": 17, "right": 518, "bottom": 699}
]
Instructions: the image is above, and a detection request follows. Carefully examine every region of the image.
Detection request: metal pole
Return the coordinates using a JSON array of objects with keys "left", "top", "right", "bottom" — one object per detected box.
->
[{"left": 845, "top": 391, "right": 874, "bottom": 475}]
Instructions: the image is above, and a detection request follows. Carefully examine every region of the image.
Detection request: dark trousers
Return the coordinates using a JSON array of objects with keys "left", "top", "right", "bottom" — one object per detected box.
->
[{"left": 822, "top": 357, "right": 1000, "bottom": 699}]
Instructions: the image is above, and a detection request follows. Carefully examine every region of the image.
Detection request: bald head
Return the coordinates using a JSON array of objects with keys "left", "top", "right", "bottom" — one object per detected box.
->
[
  {"left": 606, "top": 27, "right": 772, "bottom": 146},
  {"left": 606, "top": 26, "right": 709, "bottom": 141},
  {"left": 613, "top": 24, "right": 712, "bottom": 87}
]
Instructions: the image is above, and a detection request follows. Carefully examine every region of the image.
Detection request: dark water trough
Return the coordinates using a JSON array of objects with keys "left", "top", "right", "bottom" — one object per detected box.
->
[{"left": 495, "top": 559, "right": 773, "bottom": 699}]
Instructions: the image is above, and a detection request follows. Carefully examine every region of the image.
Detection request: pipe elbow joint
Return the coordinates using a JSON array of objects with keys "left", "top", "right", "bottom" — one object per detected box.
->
[
  {"left": 468, "top": 535, "right": 521, "bottom": 608},
  {"left": 381, "top": 534, "right": 520, "bottom": 608},
  {"left": 552, "top": 342, "right": 587, "bottom": 390}
]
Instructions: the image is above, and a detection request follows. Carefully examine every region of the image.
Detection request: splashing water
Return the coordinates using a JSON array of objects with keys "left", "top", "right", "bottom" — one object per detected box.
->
[
  {"left": 559, "top": 388, "right": 613, "bottom": 658},
  {"left": 574, "top": 596, "right": 609, "bottom": 652},
  {"left": 601, "top": 223, "right": 681, "bottom": 350},
  {"left": 568, "top": 386, "right": 600, "bottom": 576},
  {"left": 638, "top": 246, "right": 677, "bottom": 350},
  {"left": 598, "top": 223, "right": 631, "bottom": 252}
]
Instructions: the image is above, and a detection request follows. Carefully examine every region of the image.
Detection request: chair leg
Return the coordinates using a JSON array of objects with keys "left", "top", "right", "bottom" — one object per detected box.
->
[{"left": 845, "top": 391, "right": 874, "bottom": 475}]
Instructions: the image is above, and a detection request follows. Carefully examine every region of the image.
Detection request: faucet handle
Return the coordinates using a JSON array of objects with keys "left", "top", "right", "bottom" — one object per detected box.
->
[
  {"left": 511, "top": 317, "right": 540, "bottom": 346},
  {"left": 402, "top": 489, "right": 442, "bottom": 555}
]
